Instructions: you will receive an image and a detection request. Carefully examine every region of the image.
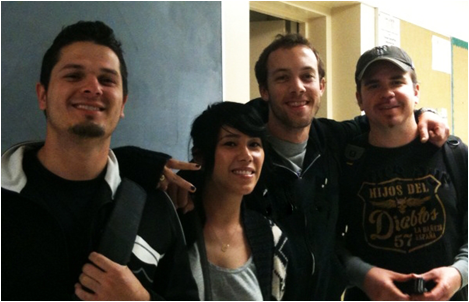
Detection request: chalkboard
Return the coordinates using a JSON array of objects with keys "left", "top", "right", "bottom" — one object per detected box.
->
[{"left": 1, "top": 1, "right": 222, "bottom": 161}]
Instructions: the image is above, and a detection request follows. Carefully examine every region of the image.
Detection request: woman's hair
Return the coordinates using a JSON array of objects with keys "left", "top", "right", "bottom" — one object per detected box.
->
[{"left": 190, "top": 101, "right": 267, "bottom": 187}]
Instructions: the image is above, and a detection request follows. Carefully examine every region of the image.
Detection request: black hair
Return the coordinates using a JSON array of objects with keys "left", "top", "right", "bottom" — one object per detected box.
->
[
  {"left": 39, "top": 20, "right": 128, "bottom": 96},
  {"left": 190, "top": 101, "right": 267, "bottom": 188},
  {"left": 254, "top": 33, "right": 325, "bottom": 89}
]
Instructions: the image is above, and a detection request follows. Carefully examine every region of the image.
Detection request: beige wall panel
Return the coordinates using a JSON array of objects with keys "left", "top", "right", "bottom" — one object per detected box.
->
[
  {"left": 307, "top": 16, "right": 329, "bottom": 118},
  {"left": 250, "top": 20, "right": 286, "bottom": 100},
  {"left": 331, "top": 4, "right": 363, "bottom": 121}
]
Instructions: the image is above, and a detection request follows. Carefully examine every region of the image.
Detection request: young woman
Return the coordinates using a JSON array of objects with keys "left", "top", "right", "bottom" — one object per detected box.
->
[{"left": 179, "top": 102, "right": 290, "bottom": 300}]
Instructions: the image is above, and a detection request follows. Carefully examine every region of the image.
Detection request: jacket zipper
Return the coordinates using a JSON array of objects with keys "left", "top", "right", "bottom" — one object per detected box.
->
[
  {"left": 272, "top": 153, "right": 321, "bottom": 179},
  {"left": 272, "top": 153, "right": 321, "bottom": 275}
]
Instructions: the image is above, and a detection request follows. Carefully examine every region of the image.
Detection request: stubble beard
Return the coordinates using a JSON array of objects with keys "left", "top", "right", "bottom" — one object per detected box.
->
[{"left": 270, "top": 101, "right": 315, "bottom": 130}]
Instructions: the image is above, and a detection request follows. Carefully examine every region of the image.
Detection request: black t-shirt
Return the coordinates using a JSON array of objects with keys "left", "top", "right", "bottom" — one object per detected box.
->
[
  {"left": 341, "top": 137, "right": 462, "bottom": 275},
  {"left": 22, "top": 149, "right": 106, "bottom": 282}
]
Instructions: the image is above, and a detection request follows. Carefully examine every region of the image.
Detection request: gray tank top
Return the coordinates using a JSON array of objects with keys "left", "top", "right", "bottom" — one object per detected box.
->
[{"left": 188, "top": 243, "right": 263, "bottom": 301}]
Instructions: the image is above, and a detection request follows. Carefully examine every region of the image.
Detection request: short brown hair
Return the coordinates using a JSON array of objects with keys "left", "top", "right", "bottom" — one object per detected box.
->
[{"left": 254, "top": 33, "right": 325, "bottom": 89}]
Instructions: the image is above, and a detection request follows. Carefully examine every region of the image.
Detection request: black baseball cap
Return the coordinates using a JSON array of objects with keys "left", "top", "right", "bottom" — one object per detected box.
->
[{"left": 355, "top": 45, "right": 415, "bottom": 84}]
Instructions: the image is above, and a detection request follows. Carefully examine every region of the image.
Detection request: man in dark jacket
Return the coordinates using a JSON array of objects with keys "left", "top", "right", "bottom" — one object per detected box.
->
[
  {"left": 117, "top": 33, "right": 447, "bottom": 300},
  {"left": 242, "top": 34, "right": 449, "bottom": 300},
  {"left": 1, "top": 21, "right": 198, "bottom": 301},
  {"left": 242, "top": 33, "right": 362, "bottom": 300},
  {"left": 163, "top": 33, "right": 447, "bottom": 300}
]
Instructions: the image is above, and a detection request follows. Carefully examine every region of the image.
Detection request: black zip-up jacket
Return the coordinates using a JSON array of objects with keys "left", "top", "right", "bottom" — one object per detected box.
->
[
  {"left": 69, "top": 100, "right": 430, "bottom": 300},
  {"left": 107, "top": 99, "right": 372, "bottom": 300},
  {"left": 245, "top": 98, "right": 368, "bottom": 300},
  {"left": 1, "top": 143, "right": 199, "bottom": 301}
]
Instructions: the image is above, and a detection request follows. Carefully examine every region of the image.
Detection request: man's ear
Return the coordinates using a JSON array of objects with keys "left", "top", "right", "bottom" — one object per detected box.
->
[
  {"left": 259, "top": 85, "right": 269, "bottom": 102},
  {"left": 120, "top": 95, "right": 129, "bottom": 118},
  {"left": 319, "top": 77, "right": 326, "bottom": 95},
  {"left": 36, "top": 82, "right": 47, "bottom": 111},
  {"left": 356, "top": 91, "right": 364, "bottom": 111},
  {"left": 414, "top": 83, "right": 420, "bottom": 105}
]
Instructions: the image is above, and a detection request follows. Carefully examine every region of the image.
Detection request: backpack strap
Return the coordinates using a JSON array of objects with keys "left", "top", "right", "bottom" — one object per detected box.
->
[
  {"left": 73, "top": 178, "right": 148, "bottom": 300},
  {"left": 442, "top": 136, "right": 468, "bottom": 207},
  {"left": 443, "top": 137, "right": 468, "bottom": 299},
  {"left": 343, "top": 133, "right": 368, "bottom": 166},
  {"left": 97, "top": 177, "right": 147, "bottom": 264},
  {"left": 338, "top": 135, "right": 368, "bottom": 237},
  {"left": 194, "top": 210, "right": 213, "bottom": 301}
]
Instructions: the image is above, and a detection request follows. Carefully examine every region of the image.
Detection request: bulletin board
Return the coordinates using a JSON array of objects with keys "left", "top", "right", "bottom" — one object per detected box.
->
[
  {"left": 400, "top": 21, "right": 468, "bottom": 143},
  {"left": 451, "top": 38, "right": 468, "bottom": 143},
  {"left": 400, "top": 22, "right": 451, "bottom": 123}
]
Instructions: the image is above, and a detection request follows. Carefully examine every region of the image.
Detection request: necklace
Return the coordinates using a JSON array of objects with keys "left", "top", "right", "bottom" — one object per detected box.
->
[{"left": 208, "top": 223, "right": 238, "bottom": 253}]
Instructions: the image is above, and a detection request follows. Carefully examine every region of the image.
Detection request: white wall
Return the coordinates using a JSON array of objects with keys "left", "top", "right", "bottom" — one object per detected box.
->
[{"left": 222, "top": 1, "right": 250, "bottom": 103}]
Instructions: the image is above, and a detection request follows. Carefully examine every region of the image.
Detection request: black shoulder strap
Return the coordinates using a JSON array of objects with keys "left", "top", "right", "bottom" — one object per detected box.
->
[
  {"left": 443, "top": 138, "right": 468, "bottom": 301},
  {"left": 194, "top": 210, "right": 213, "bottom": 301},
  {"left": 442, "top": 136, "right": 468, "bottom": 205},
  {"left": 342, "top": 134, "right": 368, "bottom": 177},
  {"left": 338, "top": 136, "right": 367, "bottom": 236},
  {"left": 97, "top": 177, "right": 147, "bottom": 264},
  {"left": 73, "top": 178, "right": 147, "bottom": 300}
]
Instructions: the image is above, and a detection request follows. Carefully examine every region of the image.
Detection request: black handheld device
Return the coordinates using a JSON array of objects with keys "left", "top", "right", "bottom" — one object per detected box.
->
[{"left": 395, "top": 278, "right": 436, "bottom": 295}]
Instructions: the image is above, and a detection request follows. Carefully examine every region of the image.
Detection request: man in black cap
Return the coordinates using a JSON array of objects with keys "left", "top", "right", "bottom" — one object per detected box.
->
[
  {"left": 169, "top": 35, "right": 451, "bottom": 301},
  {"left": 338, "top": 45, "right": 468, "bottom": 301}
]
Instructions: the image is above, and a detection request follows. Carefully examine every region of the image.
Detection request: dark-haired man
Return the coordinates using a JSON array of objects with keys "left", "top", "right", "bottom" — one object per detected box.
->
[
  {"left": 244, "top": 34, "right": 449, "bottom": 300},
  {"left": 1, "top": 21, "right": 198, "bottom": 301},
  {"left": 338, "top": 45, "right": 467, "bottom": 301},
  {"left": 161, "top": 32, "right": 448, "bottom": 300}
]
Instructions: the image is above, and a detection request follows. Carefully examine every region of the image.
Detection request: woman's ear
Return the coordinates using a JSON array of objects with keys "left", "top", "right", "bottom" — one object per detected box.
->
[{"left": 191, "top": 148, "right": 204, "bottom": 166}]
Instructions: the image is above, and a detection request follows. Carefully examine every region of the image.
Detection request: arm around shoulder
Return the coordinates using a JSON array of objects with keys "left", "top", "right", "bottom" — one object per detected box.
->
[{"left": 113, "top": 146, "right": 171, "bottom": 192}]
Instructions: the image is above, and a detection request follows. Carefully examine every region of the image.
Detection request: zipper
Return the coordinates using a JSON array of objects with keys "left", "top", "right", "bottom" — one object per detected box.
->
[
  {"left": 272, "top": 162, "right": 300, "bottom": 177},
  {"left": 272, "top": 153, "right": 321, "bottom": 179},
  {"left": 304, "top": 211, "right": 316, "bottom": 276},
  {"left": 272, "top": 153, "right": 322, "bottom": 276},
  {"left": 301, "top": 153, "right": 321, "bottom": 176}
]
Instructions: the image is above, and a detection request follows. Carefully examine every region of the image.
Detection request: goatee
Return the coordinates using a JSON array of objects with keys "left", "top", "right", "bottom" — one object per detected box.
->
[{"left": 69, "top": 123, "right": 105, "bottom": 138}]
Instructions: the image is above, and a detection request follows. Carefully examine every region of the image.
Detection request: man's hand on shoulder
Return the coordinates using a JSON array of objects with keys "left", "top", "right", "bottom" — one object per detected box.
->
[{"left": 417, "top": 109, "right": 449, "bottom": 147}]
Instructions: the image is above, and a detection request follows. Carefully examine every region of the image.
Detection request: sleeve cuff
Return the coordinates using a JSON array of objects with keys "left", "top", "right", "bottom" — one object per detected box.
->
[
  {"left": 344, "top": 254, "right": 375, "bottom": 289},
  {"left": 452, "top": 258, "right": 468, "bottom": 289}
]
